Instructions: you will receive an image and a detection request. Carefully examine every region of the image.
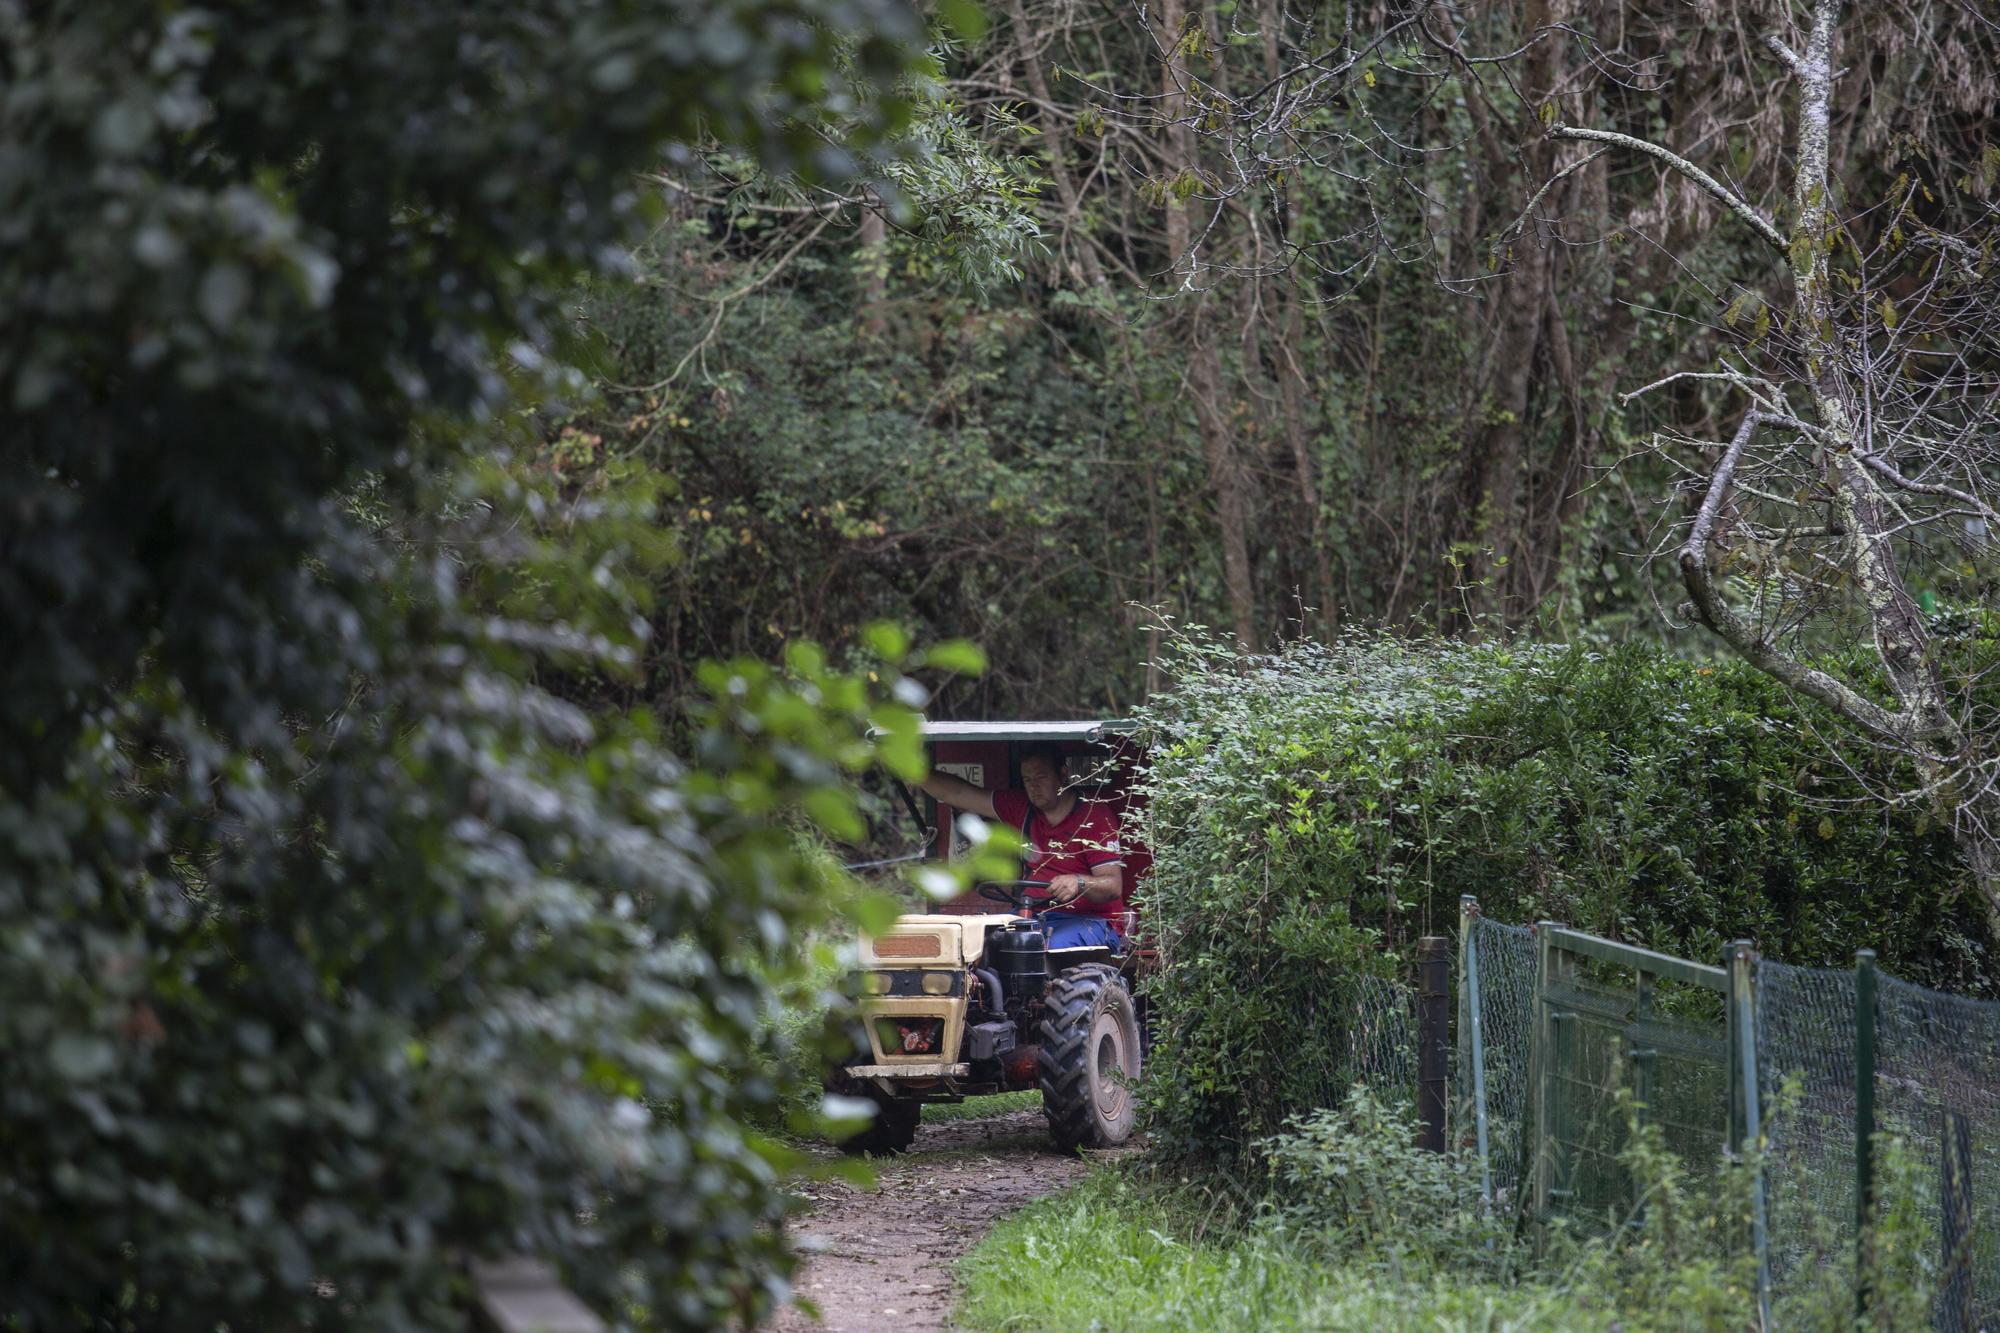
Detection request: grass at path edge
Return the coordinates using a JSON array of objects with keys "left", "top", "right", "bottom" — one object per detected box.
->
[
  {"left": 922, "top": 1089, "right": 1040, "bottom": 1123},
  {"left": 952, "top": 1168, "right": 1734, "bottom": 1332}
]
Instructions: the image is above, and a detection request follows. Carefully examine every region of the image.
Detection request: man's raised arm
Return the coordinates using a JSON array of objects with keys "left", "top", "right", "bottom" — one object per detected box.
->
[{"left": 916, "top": 767, "right": 998, "bottom": 820}]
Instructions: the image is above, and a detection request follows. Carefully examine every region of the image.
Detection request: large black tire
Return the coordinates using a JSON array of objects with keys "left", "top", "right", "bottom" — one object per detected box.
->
[
  {"left": 835, "top": 1089, "right": 922, "bottom": 1155},
  {"left": 1037, "top": 962, "right": 1142, "bottom": 1150}
]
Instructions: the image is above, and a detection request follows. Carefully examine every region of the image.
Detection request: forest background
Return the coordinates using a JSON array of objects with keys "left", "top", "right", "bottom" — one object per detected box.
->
[
  {"left": 561, "top": 0, "right": 1999, "bottom": 718},
  {"left": 5, "top": 0, "right": 1998, "bottom": 1326}
]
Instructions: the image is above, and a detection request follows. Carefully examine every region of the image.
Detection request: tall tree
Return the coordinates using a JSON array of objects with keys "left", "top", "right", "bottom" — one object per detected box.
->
[
  {"left": 1113, "top": 0, "right": 1802, "bottom": 630},
  {"left": 1547, "top": 0, "right": 2000, "bottom": 930}
]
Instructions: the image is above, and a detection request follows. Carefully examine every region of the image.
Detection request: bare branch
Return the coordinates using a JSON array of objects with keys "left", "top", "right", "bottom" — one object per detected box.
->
[
  {"left": 1857, "top": 451, "right": 2000, "bottom": 528},
  {"left": 620, "top": 213, "right": 835, "bottom": 393},
  {"left": 1761, "top": 33, "right": 1805, "bottom": 76},
  {"left": 1548, "top": 124, "right": 1788, "bottom": 255},
  {"left": 649, "top": 172, "right": 862, "bottom": 217},
  {"left": 1680, "top": 411, "right": 1912, "bottom": 741},
  {"left": 1619, "top": 369, "right": 1785, "bottom": 406},
  {"left": 1496, "top": 147, "right": 1609, "bottom": 245}
]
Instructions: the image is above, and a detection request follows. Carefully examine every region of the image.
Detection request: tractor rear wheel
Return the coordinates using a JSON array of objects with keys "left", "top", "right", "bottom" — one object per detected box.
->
[{"left": 1037, "top": 963, "right": 1142, "bottom": 1150}]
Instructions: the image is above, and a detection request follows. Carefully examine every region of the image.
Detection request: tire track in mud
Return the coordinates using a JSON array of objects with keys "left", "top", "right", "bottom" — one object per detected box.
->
[{"left": 771, "top": 1109, "right": 1098, "bottom": 1332}]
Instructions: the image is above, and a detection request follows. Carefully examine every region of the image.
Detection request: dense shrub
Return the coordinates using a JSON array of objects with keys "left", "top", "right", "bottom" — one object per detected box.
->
[
  {"left": 0, "top": 3, "right": 967, "bottom": 1326},
  {"left": 1135, "top": 632, "right": 1989, "bottom": 1156},
  {"left": 1261, "top": 1089, "right": 1505, "bottom": 1262}
]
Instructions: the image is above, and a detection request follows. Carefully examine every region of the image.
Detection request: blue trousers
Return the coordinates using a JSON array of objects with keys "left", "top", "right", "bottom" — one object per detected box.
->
[{"left": 1042, "top": 913, "right": 1121, "bottom": 949}]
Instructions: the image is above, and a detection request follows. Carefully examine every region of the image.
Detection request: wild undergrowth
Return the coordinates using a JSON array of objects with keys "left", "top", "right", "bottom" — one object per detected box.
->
[{"left": 957, "top": 1089, "right": 1937, "bottom": 1331}]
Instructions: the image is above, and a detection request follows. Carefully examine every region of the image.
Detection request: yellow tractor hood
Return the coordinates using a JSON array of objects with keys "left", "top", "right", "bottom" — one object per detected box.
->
[{"left": 861, "top": 913, "right": 1020, "bottom": 968}]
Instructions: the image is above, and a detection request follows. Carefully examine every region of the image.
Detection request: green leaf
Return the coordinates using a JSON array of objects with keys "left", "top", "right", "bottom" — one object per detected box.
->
[
  {"left": 2, "top": 0, "right": 955, "bottom": 1323},
  {"left": 854, "top": 891, "right": 904, "bottom": 936},
  {"left": 50, "top": 1035, "right": 116, "bottom": 1082},
  {"left": 861, "top": 621, "right": 910, "bottom": 664},
  {"left": 803, "top": 786, "right": 863, "bottom": 841},
  {"left": 920, "top": 639, "right": 987, "bottom": 675},
  {"left": 785, "top": 639, "right": 828, "bottom": 676},
  {"left": 871, "top": 705, "right": 925, "bottom": 781},
  {"left": 938, "top": 0, "right": 988, "bottom": 41}
]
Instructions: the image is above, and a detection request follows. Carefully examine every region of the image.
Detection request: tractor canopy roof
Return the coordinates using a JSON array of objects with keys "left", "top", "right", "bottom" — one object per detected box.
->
[{"left": 918, "top": 718, "right": 1137, "bottom": 742}]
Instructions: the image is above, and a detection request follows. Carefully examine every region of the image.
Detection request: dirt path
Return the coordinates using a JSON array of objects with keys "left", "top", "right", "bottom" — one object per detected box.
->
[{"left": 772, "top": 1108, "right": 1096, "bottom": 1333}]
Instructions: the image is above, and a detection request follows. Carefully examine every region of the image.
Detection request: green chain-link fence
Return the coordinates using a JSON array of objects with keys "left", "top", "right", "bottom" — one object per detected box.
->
[
  {"left": 1290, "top": 974, "right": 1421, "bottom": 1117},
  {"left": 1343, "top": 975, "right": 1420, "bottom": 1099},
  {"left": 1457, "top": 911, "right": 1535, "bottom": 1209},
  {"left": 1531, "top": 928, "right": 1736, "bottom": 1226},
  {"left": 1745, "top": 959, "right": 2000, "bottom": 1327},
  {"left": 1873, "top": 973, "right": 2000, "bottom": 1324},
  {"left": 1755, "top": 960, "right": 1862, "bottom": 1308},
  {"left": 1456, "top": 903, "right": 1999, "bottom": 1329},
  {"left": 1457, "top": 903, "right": 1747, "bottom": 1230}
]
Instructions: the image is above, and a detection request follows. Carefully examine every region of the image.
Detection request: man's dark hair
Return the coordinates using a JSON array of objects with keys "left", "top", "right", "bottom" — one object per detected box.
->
[{"left": 1017, "top": 742, "right": 1068, "bottom": 773}]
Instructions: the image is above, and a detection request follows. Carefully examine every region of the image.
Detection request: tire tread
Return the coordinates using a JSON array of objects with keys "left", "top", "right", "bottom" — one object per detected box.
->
[{"left": 1037, "top": 963, "right": 1132, "bottom": 1150}]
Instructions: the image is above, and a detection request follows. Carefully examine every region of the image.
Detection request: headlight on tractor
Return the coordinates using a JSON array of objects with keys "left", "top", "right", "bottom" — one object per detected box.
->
[{"left": 855, "top": 969, "right": 960, "bottom": 998}]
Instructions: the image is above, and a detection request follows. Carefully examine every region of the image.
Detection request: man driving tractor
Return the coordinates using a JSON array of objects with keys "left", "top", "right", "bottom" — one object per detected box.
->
[
  {"left": 838, "top": 722, "right": 1147, "bottom": 1154},
  {"left": 918, "top": 742, "right": 1127, "bottom": 949}
]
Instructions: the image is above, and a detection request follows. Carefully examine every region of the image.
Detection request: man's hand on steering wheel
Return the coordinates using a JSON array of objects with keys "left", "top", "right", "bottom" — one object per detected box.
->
[
  {"left": 975, "top": 875, "right": 1088, "bottom": 909},
  {"left": 976, "top": 879, "right": 1047, "bottom": 910},
  {"left": 1045, "top": 873, "right": 1088, "bottom": 906}
]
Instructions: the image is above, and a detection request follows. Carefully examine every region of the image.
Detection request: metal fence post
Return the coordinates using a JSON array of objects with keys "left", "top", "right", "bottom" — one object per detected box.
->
[
  {"left": 1418, "top": 935, "right": 1449, "bottom": 1153},
  {"left": 1726, "top": 939, "right": 1771, "bottom": 1331},
  {"left": 1530, "top": 920, "right": 1560, "bottom": 1227},
  {"left": 1460, "top": 895, "right": 1492, "bottom": 1209},
  {"left": 1854, "top": 948, "right": 1877, "bottom": 1322},
  {"left": 1940, "top": 1108, "right": 1973, "bottom": 1333},
  {"left": 1630, "top": 966, "right": 1655, "bottom": 1134}
]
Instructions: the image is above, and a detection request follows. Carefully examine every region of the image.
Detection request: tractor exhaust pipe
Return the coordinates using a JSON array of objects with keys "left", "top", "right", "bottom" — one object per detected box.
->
[{"left": 973, "top": 967, "right": 1005, "bottom": 1017}]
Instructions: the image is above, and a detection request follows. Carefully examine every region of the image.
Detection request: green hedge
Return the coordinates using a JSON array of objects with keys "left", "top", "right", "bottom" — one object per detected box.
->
[{"left": 1135, "top": 634, "right": 1990, "bottom": 1156}]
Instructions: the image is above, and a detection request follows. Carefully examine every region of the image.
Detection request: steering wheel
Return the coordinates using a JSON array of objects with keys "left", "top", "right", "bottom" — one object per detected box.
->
[{"left": 976, "top": 879, "right": 1054, "bottom": 910}]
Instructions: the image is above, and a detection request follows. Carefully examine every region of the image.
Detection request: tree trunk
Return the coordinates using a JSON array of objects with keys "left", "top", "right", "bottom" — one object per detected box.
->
[
  {"left": 1675, "top": 0, "right": 2000, "bottom": 936},
  {"left": 1275, "top": 291, "right": 1334, "bottom": 627},
  {"left": 1159, "top": 0, "right": 1257, "bottom": 650},
  {"left": 1451, "top": 213, "right": 1551, "bottom": 625},
  {"left": 1187, "top": 315, "right": 1258, "bottom": 651},
  {"left": 1448, "top": 0, "right": 1562, "bottom": 627},
  {"left": 1007, "top": 0, "right": 1103, "bottom": 289},
  {"left": 858, "top": 207, "right": 887, "bottom": 338},
  {"left": 1256, "top": 0, "right": 1334, "bottom": 628}
]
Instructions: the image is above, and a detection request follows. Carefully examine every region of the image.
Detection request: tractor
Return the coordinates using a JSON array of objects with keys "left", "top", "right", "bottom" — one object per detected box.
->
[{"left": 832, "top": 720, "right": 1152, "bottom": 1154}]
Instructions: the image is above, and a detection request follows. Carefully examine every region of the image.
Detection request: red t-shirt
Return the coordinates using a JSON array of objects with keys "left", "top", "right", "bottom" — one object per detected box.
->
[{"left": 991, "top": 790, "right": 1127, "bottom": 925}]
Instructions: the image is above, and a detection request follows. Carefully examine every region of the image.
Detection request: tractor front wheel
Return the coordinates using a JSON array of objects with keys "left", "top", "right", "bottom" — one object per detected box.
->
[
  {"left": 1037, "top": 963, "right": 1142, "bottom": 1150},
  {"left": 836, "top": 1087, "right": 922, "bottom": 1156}
]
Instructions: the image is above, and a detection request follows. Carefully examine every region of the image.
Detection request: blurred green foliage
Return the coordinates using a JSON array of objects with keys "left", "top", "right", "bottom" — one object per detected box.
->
[
  {"left": 0, "top": 0, "right": 999, "bottom": 1327},
  {"left": 1135, "top": 631, "right": 1992, "bottom": 1158}
]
